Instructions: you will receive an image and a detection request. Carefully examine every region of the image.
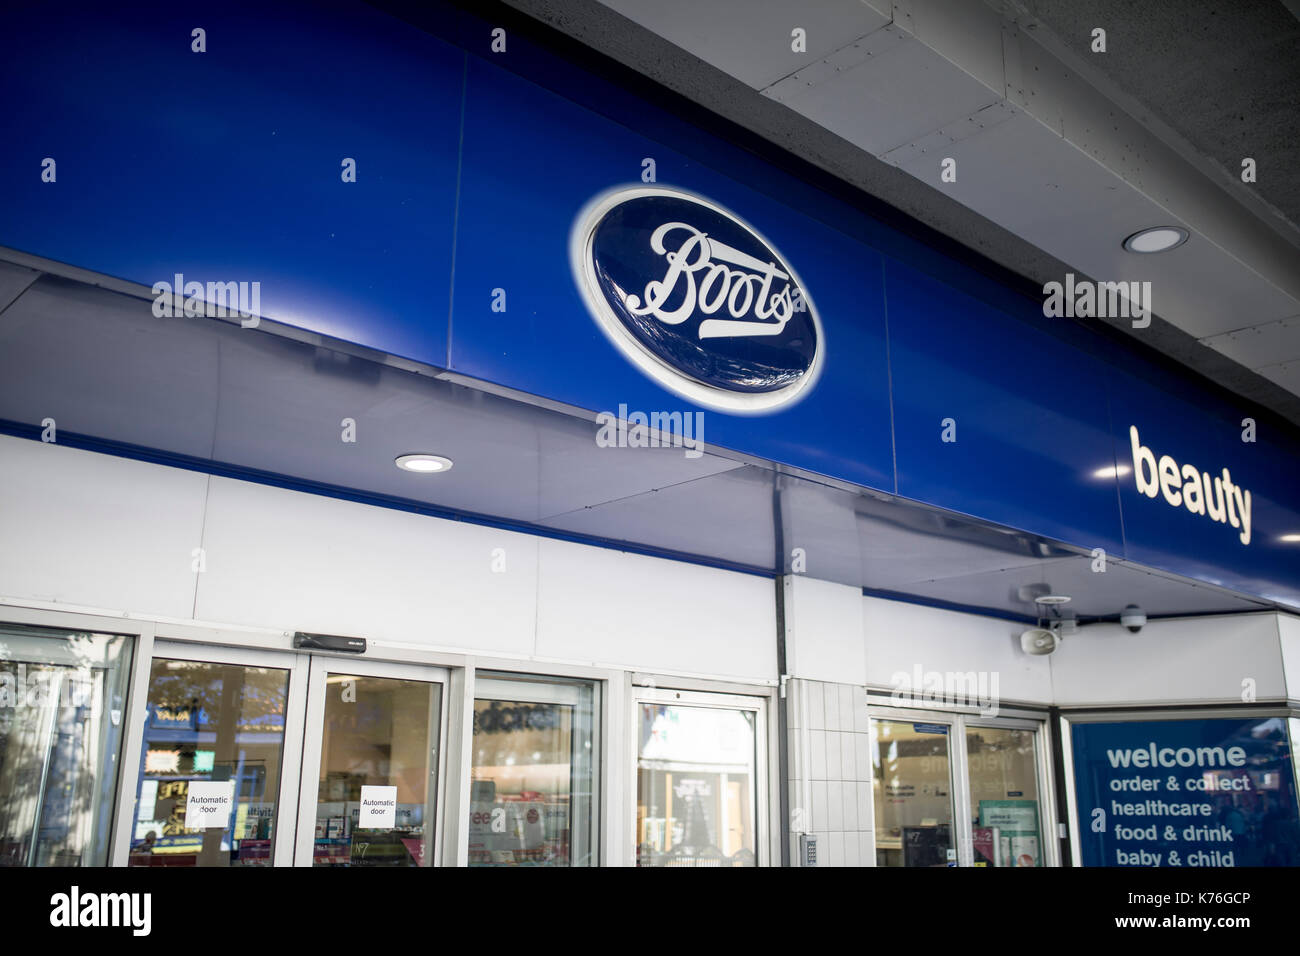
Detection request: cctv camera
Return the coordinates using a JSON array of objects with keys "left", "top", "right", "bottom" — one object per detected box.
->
[{"left": 1120, "top": 604, "right": 1146, "bottom": 633}]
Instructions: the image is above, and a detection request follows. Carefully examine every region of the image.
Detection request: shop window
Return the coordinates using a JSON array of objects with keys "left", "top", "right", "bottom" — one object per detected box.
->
[
  {"left": 636, "top": 695, "right": 761, "bottom": 867},
  {"left": 966, "top": 725, "right": 1042, "bottom": 867},
  {"left": 871, "top": 709, "right": 1051, "bottom": 867},
  {"left": 470, "top": 674, "right": 598, "bottom": 866},
  {"left": 0, "top": 623, "right": 132, "bottom": 867},
  {"left": 870, "top": 718, "right": 958, "bottom": 867}
]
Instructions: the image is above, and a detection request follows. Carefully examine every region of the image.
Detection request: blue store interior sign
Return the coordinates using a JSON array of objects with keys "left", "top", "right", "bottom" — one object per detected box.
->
[{"left": 1071, "top": 717, "right": 1300, "bottom": 867}]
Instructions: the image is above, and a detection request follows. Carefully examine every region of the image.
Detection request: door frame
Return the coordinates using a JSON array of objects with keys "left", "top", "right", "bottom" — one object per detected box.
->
[
  {"left": 629, "top": 685, "right": 772, "bottom": 866},
  {"left": 293, "top": 654, "right": 449, "bottom": 867},
  {"left": 114, "top": 639, "right": 309, "bottom": 867},
  {"left": 866, "top": 703, "right": 1058, "bottom": 867},
  {"left": 471, "top": 671, "right": 602, "bottom": 867}
]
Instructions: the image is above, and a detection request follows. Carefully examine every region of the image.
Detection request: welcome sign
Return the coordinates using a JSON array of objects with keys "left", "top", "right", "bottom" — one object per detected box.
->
[{"left": 1070, "top": 717, "right": 1300, "bottom": 867}]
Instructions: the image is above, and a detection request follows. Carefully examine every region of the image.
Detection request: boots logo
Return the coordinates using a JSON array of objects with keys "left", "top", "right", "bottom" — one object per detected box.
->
[{"left": 570, "top": 186, "right": 823, "bottom": 413}]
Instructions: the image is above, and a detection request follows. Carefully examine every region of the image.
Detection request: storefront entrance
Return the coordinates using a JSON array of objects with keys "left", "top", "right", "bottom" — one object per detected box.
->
[
  {"left": 294, "top": 656, "right": 445, "bottom": 867},
  {"left": 122, "top": 642, "right": 447, "bottom": 868},
  {"left": 868, "top": 703, "right": 1057, "bottom": 867},
  {"left": 2, "top": 611, "right": 776, "bottom": 868}
]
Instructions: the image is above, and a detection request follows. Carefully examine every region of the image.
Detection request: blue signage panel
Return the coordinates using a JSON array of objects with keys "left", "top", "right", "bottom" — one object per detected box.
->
[
  {"left": 1104, "top": 360, "right": 1300, "bottom": 607},
  {"left": 911, "top": 723, "right": 949, "bottom": 735},
  {"left": 0, "top": 0, "right": 1297, "bottom": 607},
  {"left": 449, "top": 57, "right": 895, "bottom": 491},
  {"left": 888, "top": 259, "right": 1126, "bottom": 555},
  {"left": 0, "top": 0, "right": 463, "bottom": 366},
  {"left": 1071, "top": 717, "right": 1300, "bottom": 867}
]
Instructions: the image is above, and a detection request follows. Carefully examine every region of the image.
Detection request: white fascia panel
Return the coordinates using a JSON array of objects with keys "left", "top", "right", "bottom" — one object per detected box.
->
[
  {"left": 1050, "top": 614, "right": 1285, "bottom": 707},
  {"left": 862, "top": 594, "right": 1053, "bottom": 705},
  {"left": 0, "top": 436, "right": 208, "bottom": 620},
  {"left": 786, "top": 576, "right": 869, "bottom": 684}
]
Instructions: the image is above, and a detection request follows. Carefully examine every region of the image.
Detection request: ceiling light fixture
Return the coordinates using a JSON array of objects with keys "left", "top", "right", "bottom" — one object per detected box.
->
[
  {"left": 1122, "top": 226, "right": 1189, "bottom": 254},
  {"left": 395, "top": 453, "right": 453, "bottom": 474}
]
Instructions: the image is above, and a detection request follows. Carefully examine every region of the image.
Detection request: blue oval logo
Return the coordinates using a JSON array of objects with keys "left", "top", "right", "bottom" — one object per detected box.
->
[{"left": 571, "top": 186, "right": 823, "bottom": 413}]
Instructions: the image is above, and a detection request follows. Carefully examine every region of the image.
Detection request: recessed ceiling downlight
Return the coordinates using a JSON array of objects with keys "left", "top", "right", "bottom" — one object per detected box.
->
[
  {"left": 395, "top": 454, "right": 453, "bottom": 474},
  {"left": 1122, "top": 226, "right": 1189, "bottom": 254},
  {"left": 1035, "top": 594, "right": 1072, "bottom": 606}
]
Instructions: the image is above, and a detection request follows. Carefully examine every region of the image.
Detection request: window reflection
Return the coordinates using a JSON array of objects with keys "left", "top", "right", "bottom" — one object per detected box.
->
[
  {"left": 636, "top": 704, "right": 758, "bottom": 867},
  {"left": 314, "top": 674, "right": 440, "bottom": 867},
  {"left": 0, "top": 625, "right": 131, "bottom": 867},
  {"left": 470, "top": 675, "right": 597, "bottom": 866},
  {"left": 967, "top": 726, "right": 1041, "bottom": 867},
  {"left": 871, "top": 718, "right": 957, "bottom": 867},
  {"left": 128, "top": 659, "right": 288, "bottom": 867}
]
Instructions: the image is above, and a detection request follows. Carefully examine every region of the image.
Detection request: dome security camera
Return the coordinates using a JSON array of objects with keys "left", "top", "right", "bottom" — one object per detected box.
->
[{"left": 1120, "top": 604, "right": 1146, "bottom": 633}]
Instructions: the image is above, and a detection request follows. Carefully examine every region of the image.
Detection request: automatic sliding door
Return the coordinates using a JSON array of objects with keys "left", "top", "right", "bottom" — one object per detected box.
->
[
  {"left": 295, "top": 657, "right": 445, "bottom": 867},
  {"left": 965, "top": 724, "right": 1044, "bottom": 867},
  {"left": 869, "top": 706, "right": 1054, "bottom": 867},
  {"left": 0, "top": 623, "right": 133, "bottom": 867},
  {"left": 126, "top": 643, "right": 305, "bottom": 867}
]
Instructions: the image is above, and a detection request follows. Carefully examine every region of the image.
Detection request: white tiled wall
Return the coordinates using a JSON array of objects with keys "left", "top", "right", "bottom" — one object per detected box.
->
[
  {"left": 781, "top": 577, "right": 876, "bottom": 865},
  {"left": 787, "top": 678, "right": 875, "bottom": 867}
]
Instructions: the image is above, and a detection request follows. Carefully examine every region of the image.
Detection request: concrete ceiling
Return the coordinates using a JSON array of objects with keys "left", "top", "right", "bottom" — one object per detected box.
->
[
  {"left": 1006, "top": 0, "right": 1300, "bottom": 233},
  {"left": 499, "top": 0, "right": 1300, "bottom": 425}
]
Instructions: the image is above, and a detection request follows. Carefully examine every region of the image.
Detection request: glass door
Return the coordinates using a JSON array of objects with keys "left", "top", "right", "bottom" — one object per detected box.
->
[
  {"left": 869, "top": 703, "right": 1056, "bottom": 867},
  {"left": 125, "top": 642, "right": 307, "bottom": 867},
  {"left": 870, "top": 715, "right": 959, "bottom": 867},
  {"left": 632, "top": 687, "right": 767, "bottom": 867},
  {"left": 964, "top": 721, "right": 1046, "bottom": 867},
  {"left": 294, "top": 656, "right": 446, "bottom": 867}
]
